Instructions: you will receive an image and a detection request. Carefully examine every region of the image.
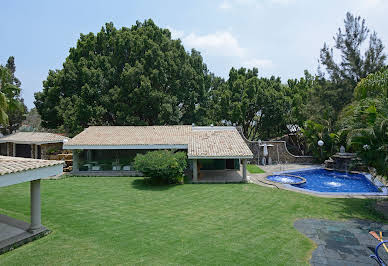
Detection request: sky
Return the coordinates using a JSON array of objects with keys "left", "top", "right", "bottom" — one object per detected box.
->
[{"left": 1, "top": 0, "right": 387, "bottom": 109}]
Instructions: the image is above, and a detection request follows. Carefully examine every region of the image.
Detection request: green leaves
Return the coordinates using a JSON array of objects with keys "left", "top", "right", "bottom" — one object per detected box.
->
[
  {"left": 354, "top": 68, "right": 388, "bottom": 100},
  {"left": 35, "top": 20, "right": 211, "bottom": 136},
  {"left": 319, "top": 12, "right": 386, "bottom": 114},
  {"left": 0, "top": 59, "right": 26, "bottom": 130},
  {"left": 133, "top": 150, "right": 187, "bottom": 184}
]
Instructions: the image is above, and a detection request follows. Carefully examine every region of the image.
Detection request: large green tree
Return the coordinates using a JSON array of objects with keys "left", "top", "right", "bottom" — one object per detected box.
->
[
  {"left": 319, "top": 12, "right": 386, "bottom": 114},
  {"left": 0, "top": 57, "right": 25, "bottom": 130},
  {"left": 35, "top": 20, "right": 212, "bottom": 135},
  {"left": 211, "top": 67, "right": 291, "bottom": 140}
]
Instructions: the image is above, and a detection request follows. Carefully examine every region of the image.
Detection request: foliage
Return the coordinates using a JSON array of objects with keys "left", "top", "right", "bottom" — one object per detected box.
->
[
  {"left": 285, "top": 70, "right": 314, "bottom": 127},
  {"left": 0, "top": 178, "right": 384, "bottom": 265},
  {"left": 319, "top": 12, "right": 386, "bottom": 115},
  {"left": 338, "top": 98, "right": 388, "bottom": 131},
  {"left": 351, "top": 120, "right": 388, "bottom": 179},
  {"left": 19, "top": 107, "right": 44, "bottom": 132},
  {"left": 35, "top": 20, "right": 212, "bottom": 136},
  {"left": 211, "top": 67, "right": 292, "bottom": 140},
  {"left": 133, "top": 150, "right": 187, "bottom": 184},
  {"left": 301, "top": 120, "right": 340, "bottom": 162},
  {"left": 343, "top": 100, "right": 388, "bottom": 179},
  {"left": 246, "top": 164, "right": 265, "bottom": 174},
  {"left": 354, "top": 68, "right": 388, "bottom": 100},
  {"left": 0, "top": 57, "right": 26, "bottom": 133}
]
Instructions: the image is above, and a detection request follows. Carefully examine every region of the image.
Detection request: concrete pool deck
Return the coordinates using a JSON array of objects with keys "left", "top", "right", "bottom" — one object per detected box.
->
[
  {"left": 294, "top": 219, "right": 388, "bottom": 265},
  {"left": 248, "top": 164, "right": 388, "bottom": 198},
  {"left": 0, "top": 214, "right": 49, "bottom": 255}
]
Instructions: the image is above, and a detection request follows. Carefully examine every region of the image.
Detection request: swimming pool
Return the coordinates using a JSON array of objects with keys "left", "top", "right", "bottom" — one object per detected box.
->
[{"left": 267, "top": 168, "right": 386, "bottom": 195}]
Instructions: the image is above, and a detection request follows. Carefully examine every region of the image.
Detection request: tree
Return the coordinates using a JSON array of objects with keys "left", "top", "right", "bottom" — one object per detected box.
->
[
  {"left": 211, "top": 67, "right": 291, "bottom": 140},
  {"left": 319, "top": 12, "right": 386, "bottom": 111},
  {"left": 349, "top": 105, "right": 388, "bottom": 179},
  {"left": 354, "top": 67, "right": 388, "bottom": 100},
  {"left": 19, "top": 108, "right": 44, "bottom": 132},
  {"left": 0, "top": 59, "right": 25, "bottom": 129},
  {"left": 35, "top": 20, "right": 212, "bottom": 136},
  {"left": 286, "top": 70, "right": 314, "bottom": 127},
  {"left": 0, "top": 57, "right": 26, "bottom": 134}
]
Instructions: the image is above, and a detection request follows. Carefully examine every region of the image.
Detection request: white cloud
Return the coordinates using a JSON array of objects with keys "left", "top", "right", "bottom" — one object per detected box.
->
[
  {"left": 219, "top": 1, "right": 232, "bottom": 9},
  {"left": 183, "top": 31, "right": 245, "bottom": 57},
  {"left": 165, "top": 27, "right": 274, "bottom": 70},
  {"left": 242, "top": 58, "right": 274, "bottom": 69},
  {"left": 166, "top": 26, "right": 184, "bottom": 39}
]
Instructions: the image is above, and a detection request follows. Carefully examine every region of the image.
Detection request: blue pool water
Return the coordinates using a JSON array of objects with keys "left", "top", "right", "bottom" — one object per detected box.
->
[
  {"left": 267, "top": 175, "right": 305, "bottom": 184},
  {"left": 279, "top": 168, "right": 380, "bottom": 193}
]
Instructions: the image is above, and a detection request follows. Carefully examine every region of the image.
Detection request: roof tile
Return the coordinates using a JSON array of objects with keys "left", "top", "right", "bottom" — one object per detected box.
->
[{"left": 0, "top": 156, "right": 64, "bottom": 176}]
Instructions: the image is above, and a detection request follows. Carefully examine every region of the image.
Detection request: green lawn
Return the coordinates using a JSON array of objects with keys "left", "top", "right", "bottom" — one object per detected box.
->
[
  {"left": 0, "top": 177, "right": 385, "bottom": 265},
  {"left": 247, "top": 164, "right": 265, "bottom": 173}
]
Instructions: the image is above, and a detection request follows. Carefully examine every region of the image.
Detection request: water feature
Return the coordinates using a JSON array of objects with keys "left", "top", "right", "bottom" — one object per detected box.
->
[{"left": 324, "top": 146, "right": 358, "bottom": 171}]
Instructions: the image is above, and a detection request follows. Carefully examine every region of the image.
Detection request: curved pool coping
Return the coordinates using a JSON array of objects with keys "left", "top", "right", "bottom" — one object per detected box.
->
[
  {"left": 266, "top": 174, "right": 306, "bottom": 185},
  {"left": 259, "top": 166, "right": 388, "bottom": 198}
]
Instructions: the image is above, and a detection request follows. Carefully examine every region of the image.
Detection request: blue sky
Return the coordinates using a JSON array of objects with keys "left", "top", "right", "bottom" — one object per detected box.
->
[{"left": 1, "top": 0, "right": 387, "bottom": 109}]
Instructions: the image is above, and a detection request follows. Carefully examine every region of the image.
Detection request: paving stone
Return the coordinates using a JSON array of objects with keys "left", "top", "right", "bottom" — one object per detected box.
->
[{"left": 294, "top": 219, "right": 386, "bottom": 266}]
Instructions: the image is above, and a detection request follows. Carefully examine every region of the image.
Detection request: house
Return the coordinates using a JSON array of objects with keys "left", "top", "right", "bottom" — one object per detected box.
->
[
  {"left": 0, "top": 156, "right": 63, "bottom": 254},
  {"left": 0, "top": 132, "right": 68, "bottom": 159},
  {"left": 63, "top": 125, "right": 253, "bottom": 182}
]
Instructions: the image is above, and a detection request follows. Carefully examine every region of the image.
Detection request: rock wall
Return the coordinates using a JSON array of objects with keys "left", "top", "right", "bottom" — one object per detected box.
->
[
  {"left": 236, "top": 127, "right": 314, "bottom": 164},
  {"left": 41, "top": 143, "right": 63, "bottom": 159}
]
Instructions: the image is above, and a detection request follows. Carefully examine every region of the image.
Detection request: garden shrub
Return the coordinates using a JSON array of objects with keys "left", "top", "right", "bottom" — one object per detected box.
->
[{"left": 133, "top": 150, "right": 187, "bottom": 184}]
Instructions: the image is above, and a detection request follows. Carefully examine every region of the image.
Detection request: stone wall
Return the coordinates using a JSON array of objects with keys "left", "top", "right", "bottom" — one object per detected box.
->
[
  {"left": 236, "top": 127, "right": 314, "bottom": 165},
  {"left": 41, "top": 143, "right": 63, "bottom": 159}
]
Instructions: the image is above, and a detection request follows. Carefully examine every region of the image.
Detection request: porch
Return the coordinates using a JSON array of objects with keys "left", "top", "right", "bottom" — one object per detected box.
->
[{"left": 191, "top": 158, "right": 248, "bottom": 183}]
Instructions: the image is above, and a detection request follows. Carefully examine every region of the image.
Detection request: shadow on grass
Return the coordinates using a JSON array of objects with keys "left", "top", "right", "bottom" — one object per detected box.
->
[
  {"left": 130, "top": 178, "right": 180, "bottom": 191},
  {"left": 324, "top": 197, "right": 388, "bottom": 223}
]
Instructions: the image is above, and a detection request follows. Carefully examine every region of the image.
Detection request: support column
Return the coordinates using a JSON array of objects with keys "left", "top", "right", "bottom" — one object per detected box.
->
[
  {"left": 72, "top": 152, "right": 79, "bottom": 173},
  {"left": 242, "top": 159, "right": 247, "bottom": 183},
  {"left": 12, "top": 143, "right": 16, "bottom": 157},
  {"left": 34, "top": 144, "right": 38, "bottom": 159},
  {"left": 192, "top": 159, "right": 198, "bottom": 183},
  {"left": 29, "top": 179, "right": 42, "bottom": 233}
]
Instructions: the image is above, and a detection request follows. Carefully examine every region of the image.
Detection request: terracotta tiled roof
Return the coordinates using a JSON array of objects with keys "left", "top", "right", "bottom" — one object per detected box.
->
[
  {"left": 189, "top": 128, "right": 253, "bottom": 158},
  {"left": 66, "top": 126, "right": 192, "bottom": 146},
  {"left": 0, "top": 156, "right": 64, "bottom": 176},
  {"left": 0, "top": 132, "right": 68, "bottom": 144},
  {"left": 65, "top": 125, "right": 253, "bottom": 158}
]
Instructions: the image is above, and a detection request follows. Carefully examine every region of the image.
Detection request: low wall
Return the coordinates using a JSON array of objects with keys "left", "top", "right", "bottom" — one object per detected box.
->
[
  {"left": 41, "top": 143, "right": 63, "bottom": 160},
  {"left": 236, "top": 127, "right": 314, "bottom": 164}
]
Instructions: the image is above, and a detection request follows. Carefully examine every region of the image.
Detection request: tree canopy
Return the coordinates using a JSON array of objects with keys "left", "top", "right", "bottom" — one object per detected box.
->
[
  {"left": 35, "top": 20, "right": 211, "bottom": 136},
  {"left": 0, "top": 57, "right": 25, "bottom": 130},
  {"left": 319, "top": 12, "right": 386, "bottom": 114}
]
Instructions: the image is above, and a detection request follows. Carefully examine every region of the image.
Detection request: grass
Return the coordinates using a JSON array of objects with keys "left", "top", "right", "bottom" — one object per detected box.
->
[
  {"left": 0, "top": 177, "right": 386, "bottom": 265},
  {"left": 247, "top": 164, "right": 265, "bottom": 173}
]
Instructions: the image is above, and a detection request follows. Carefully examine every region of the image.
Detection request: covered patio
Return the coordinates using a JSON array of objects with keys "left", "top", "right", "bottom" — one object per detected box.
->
[
  {"left": 64, "top": 125, "right": 253, "bottom": 182},
  {"left": 195, "top": 169, "right": 245, "bottom": 183},
  {"left": 0, "top": 156, "right": 63, "bottom": 254}
]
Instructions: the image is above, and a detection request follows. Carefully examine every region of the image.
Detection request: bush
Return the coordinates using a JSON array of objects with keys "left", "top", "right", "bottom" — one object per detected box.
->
[{"left": 133, "top": 150, "right": 187, "bottom": 184}]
